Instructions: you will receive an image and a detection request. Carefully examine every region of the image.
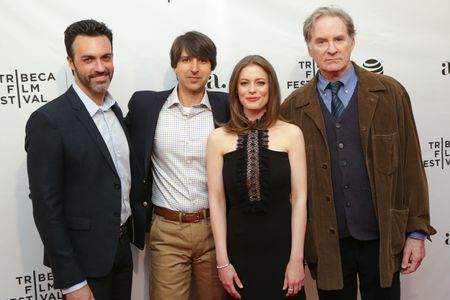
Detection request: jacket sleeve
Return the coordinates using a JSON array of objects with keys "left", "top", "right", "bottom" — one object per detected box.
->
[{"left": 25, "top": 110, "right": 85, "bottom": 288}]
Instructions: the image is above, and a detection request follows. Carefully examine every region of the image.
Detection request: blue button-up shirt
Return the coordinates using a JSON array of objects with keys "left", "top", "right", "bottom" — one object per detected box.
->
[{"left": 316, "top": 63, "right": 358, "bottom": 113}]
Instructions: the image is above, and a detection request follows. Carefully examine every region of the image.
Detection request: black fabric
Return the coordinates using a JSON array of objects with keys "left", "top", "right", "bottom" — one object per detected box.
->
[
  {"left": 317, "top": 238, "right": 400, "bottom": 300},
  {"left": 87, "top": 237, "right": 133, "bottom": 300},
  {"left": 223, "top": 130, "right": 305, "bottom": 299},
  {"left": 319, "top": 88, "right": 379, "bottom": 240}
]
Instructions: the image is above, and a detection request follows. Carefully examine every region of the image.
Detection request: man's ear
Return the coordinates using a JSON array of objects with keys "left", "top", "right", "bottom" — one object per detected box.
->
[
  {"left": 67, "top": 56, "right": 75, "bottom": 75},
  {"left": 67, "top": 56, "right": 75, "bottom": 68}
]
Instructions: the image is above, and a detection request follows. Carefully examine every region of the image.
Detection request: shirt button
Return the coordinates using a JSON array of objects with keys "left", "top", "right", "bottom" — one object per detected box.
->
[
  {"left": 341, "top": 160, "right": 348, "bottom": 167},
  {"left": 336, "top": 122, "right": 341, "bottom": 129},
  {"left": 329, "top": 228, "right": 336, "bottom": 234},
  {"left": 143, "top": 201, "right": 148, "bottom": 207},
  {"left": 322, "top": 163, "right": 328, "bottom": 169},
  {"left": 338, "top": 143, "right": 344, "bottom": 149},
  {"left": 346, "top": 202, "right": 351, "bottom": 208},
  {"left": 344, "top": 185, "right": 349, "bottom": 190}
]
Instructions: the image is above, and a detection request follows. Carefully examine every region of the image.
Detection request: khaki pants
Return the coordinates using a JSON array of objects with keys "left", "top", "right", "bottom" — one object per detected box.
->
[{"left": 149, "top": 213, "right": 225, "bottom": 300}]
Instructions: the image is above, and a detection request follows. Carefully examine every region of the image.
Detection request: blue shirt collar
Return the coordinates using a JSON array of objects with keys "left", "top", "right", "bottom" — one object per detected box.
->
[
  {"left": 317, "top": 63, "right": 357, "bottom": 93},
  {"left": 72, "top": 82, "right": 116, "bottom": 117}
]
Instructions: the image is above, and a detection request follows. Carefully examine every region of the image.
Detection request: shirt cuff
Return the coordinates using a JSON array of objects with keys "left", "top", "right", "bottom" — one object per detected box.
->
[
  {"left": 407, "top": 231, "right": 427, "bottom": 240},
  {"left": 61, "top": 281, "right": 87, "bottom": 294}
]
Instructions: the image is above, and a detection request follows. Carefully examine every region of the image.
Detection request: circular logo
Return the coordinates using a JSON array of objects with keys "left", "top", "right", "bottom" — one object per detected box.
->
[{"left": 363, "top": 59, "right": 384, "bottom": 74}]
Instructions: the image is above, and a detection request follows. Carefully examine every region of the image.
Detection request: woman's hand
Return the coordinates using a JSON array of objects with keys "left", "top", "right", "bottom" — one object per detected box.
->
[
  {"left": 218, "top": 264, "right": 243, "bottom": 299},
  {"left": 283, "top": 259, "right": 305, "bottom": 297}
]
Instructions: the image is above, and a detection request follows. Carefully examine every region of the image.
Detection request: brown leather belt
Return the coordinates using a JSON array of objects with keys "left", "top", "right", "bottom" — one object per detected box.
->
[{"left": 154, "top": 206, "right": 209, "bottom": 223}]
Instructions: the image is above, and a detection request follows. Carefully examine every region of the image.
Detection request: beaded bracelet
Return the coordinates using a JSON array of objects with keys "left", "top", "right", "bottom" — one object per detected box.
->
[{"left": 216, "top": 262, "right": 231, "bottom": 270}]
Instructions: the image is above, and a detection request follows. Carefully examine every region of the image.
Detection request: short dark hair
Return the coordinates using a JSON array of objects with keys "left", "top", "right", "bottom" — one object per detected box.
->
[
  {"left": 224, "top": 55, "right": 282, "bottom": 134},
  {"left": 169, "top": 31, "right": 217, "bottom": 70},
  {"left": 64, "top": 19, "right": 113, "bottom": 60}
]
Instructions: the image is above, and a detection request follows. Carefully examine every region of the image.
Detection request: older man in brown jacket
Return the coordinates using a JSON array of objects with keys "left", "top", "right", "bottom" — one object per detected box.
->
[{"left": 281, "top": 6, "right": 436, "bottom": 300}]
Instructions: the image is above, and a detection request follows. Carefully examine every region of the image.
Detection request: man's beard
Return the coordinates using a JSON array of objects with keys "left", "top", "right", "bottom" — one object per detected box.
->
[{"left": 75, "top": 67, "right": 113, "bottom": 94}]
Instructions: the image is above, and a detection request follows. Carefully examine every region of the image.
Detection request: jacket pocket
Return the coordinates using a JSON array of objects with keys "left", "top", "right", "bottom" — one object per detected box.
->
[
  {"left": 389, "top": 208, "right": 409, "bottom": 255},
  {"left": 372, "top": 133, "right": 399, "bottom": 175},
  {"left": 65, "top": 216, "right": 91, "bottom": 231}
]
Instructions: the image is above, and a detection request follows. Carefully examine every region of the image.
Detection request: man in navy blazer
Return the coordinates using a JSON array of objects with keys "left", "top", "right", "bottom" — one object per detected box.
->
[
  {"left": 126, "top": 31, "right": 229, "bottom": 300},
  {"left": 25, "top": 20, "right": 148, "bottom": 300}
]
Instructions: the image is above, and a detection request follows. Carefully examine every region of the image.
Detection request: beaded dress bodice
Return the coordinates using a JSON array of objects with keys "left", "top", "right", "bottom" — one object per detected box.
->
[
  {"left": 240, "top": 129, "right": 268, "bottom": 204},
  {"left": 222, "top": 129, "right": 290, "bottom": 213}
]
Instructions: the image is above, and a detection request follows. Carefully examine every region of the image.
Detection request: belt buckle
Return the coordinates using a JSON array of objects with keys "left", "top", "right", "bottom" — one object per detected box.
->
[
  {"left": 185, "top": 212, "right": 200, "bottom": 223},
  {"left": 193, "top": 212, "right": 200, "bottom": 223}
]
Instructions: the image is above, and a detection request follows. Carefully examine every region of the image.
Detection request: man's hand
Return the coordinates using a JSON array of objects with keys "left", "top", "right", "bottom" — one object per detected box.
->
[
  {"left": 66, "top": 285, "right": 95, "bottom": 300},
  {"left": 401, "top": 237, "right": 425, "bottom": 274}
]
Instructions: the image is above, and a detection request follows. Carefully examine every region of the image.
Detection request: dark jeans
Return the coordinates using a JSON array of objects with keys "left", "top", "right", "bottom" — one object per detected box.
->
[{"left": 317, "top": 237, "right": 400, "bottom": 300}]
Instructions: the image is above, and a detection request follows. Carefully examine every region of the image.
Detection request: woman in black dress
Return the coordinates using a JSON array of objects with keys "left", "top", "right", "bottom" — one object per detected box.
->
[{"left": 207, "top": 55, "right": 307, "bottom": 299}]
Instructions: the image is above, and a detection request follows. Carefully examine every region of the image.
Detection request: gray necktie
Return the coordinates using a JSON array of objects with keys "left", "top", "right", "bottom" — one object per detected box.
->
[{"left": 328, "top": 81, "right": 344, "bottom": 118}]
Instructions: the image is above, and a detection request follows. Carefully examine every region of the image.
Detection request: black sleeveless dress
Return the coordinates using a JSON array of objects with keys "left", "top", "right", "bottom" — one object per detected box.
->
[{"left": 223, "top": 129, "right": 306, "bottom": 299}]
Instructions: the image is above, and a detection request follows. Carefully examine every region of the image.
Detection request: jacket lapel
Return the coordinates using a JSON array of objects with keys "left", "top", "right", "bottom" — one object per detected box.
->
[
  {"left": 208, "top": 91, "right": 229, "bottom": 128},
  {"left": 112, "top": 103, "right": 130, "bottom": 144},
  {"left": 67, "top": 87, "right": 118, "bottom": 176},
  {"left": 144, "top": 91, "right": 169, "bottom": 179},
  {"left": 354, "top": 64, "right": 385, "bottom": 154},
  {"left": 301, "top": 78, "right": 329, "bottom": 147}
]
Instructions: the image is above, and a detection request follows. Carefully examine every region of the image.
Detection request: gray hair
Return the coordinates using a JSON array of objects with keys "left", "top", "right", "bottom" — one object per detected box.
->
[{"left": 303, "top": 6, "right": 356, "bottom": 43}]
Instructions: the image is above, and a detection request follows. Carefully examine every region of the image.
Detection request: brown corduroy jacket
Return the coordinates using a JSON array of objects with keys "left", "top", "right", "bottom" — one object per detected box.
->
[{"left": 280, "top": 63, "right": 436, "bottom": 290}]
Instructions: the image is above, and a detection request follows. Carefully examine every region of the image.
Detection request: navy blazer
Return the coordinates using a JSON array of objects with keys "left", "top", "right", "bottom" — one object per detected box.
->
[
  {"left": 25, "top": 86, "right": 147, "bottom": 289},
  {"left": 125, "top": 88, "right": 230, "bottom": 222}
]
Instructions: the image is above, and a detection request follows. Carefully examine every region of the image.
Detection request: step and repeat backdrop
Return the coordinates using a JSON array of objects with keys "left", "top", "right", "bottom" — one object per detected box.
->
[{"left": 1, "top": 0, "right": 449, "bottom": 299}]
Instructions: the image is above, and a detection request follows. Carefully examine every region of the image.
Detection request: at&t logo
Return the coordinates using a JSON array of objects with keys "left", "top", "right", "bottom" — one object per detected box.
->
[{"left": 362, "top": 59, "right": 384, "bottom": 74}]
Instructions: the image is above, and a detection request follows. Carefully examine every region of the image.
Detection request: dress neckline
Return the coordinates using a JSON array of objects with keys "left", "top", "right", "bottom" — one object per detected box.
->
[{"left": 223, "top": 129, "right": 288, "bottom": 157}]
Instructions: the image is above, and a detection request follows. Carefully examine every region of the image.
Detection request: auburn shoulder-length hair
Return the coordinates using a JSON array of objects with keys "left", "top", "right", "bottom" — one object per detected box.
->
[{"left": 223, "top": 55, "right": 282, "bottom": 134}]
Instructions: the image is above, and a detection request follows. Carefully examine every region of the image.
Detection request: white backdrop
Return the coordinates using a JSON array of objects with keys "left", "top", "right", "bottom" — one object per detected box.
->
[{"left": 1, "top": 0, "right": 449, "bottom": 299}]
